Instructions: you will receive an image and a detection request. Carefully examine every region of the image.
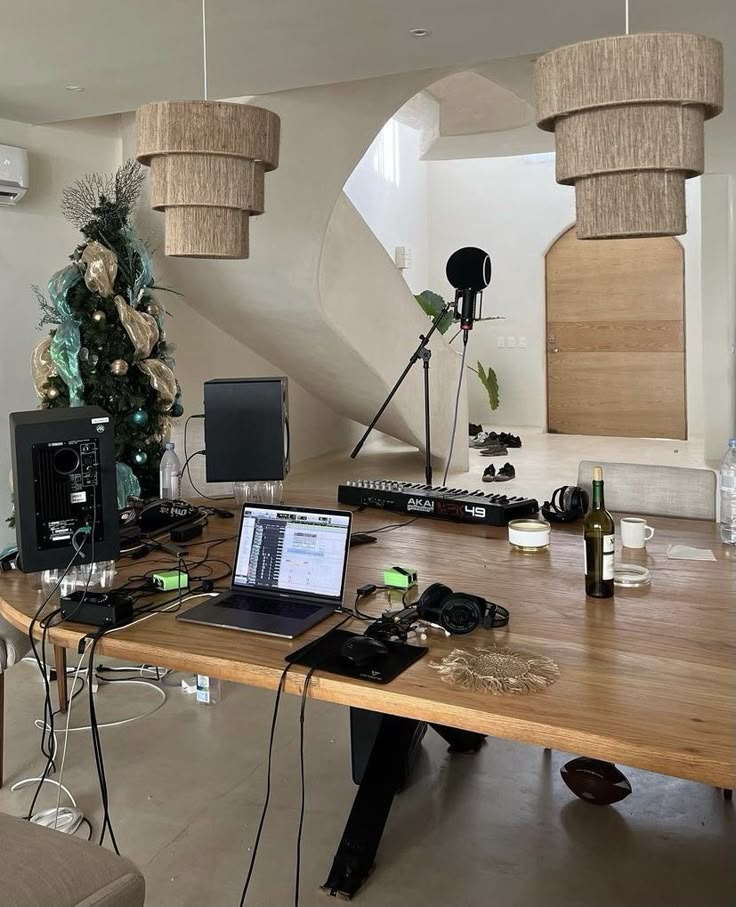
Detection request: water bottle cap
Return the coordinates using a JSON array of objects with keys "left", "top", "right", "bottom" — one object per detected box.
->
[
  {"left": 165, "top": 442, "right": 175, "bottom": 450},
  {"left": 729, "top": 439, "right": 736, "bottom": 448}
]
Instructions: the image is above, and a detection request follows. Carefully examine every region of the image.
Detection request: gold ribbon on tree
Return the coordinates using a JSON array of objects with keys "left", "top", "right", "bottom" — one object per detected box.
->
[
  {"left": 81, "top": 241, "right": 118, "bottom": 297},
  {"left": 137, "top": 358, "right": 177, "bottom": 410},
  {"left": 114, "top": 295, "right": 159, "bottom": 359},
  {"left": 31, "top": 337, "right": 58, "bottom": 398}
]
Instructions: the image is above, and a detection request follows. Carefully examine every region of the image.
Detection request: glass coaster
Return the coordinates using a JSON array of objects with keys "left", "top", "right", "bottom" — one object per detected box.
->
[{"left": 614, "top": 564, "right": 651, "bottom": 587}]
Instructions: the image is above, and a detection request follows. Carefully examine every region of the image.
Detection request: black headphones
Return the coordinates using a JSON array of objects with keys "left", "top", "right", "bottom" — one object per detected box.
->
[
  {"left": 541, "top": 485, "right": 589, "bottom": 523},
  {"left": 415, "top": 583, "right": 509, "bottom": 635}
]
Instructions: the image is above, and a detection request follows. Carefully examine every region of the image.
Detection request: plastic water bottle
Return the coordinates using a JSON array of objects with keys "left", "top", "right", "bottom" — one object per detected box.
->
[
  {"left": 720, "top": 439, "right": 736, "bottom": 545},
  {"left": 159, "top": 442, "right": 182, "bottom": 500},
  {"left": 196, "top": 675, "right": 221, "bottom": 706}
]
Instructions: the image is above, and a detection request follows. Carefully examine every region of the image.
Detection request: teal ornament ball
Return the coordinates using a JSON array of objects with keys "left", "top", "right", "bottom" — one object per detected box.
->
[
  {"left": 130, "top": 407, "right": 149, "bottom": 427},
  {"left": 132, "top": 450, "right": 148, "bottom": 466},
  {"left": 170, "top": 402, "right": 184, "bottom": 418}
]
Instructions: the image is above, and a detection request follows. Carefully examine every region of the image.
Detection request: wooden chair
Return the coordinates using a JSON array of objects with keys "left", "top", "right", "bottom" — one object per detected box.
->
[{"left": 577, "top": 459, "right": 729, "bottom": 800}]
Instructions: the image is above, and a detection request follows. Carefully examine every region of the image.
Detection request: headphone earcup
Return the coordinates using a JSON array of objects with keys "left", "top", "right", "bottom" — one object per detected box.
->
[
  {"left": 416, "top": 582, "right": 452, "bottom": 614},
  {"left": 562, "top": 485, "right": 574, "bottom": 512},
  {"left": 434, "top": 592, "right": 485, "bottom": 635}
]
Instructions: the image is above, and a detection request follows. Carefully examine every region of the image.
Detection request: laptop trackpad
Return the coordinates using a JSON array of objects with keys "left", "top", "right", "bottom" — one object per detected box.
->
[{"left": 218, "top": 594, "right": 323, "bottom": 621}]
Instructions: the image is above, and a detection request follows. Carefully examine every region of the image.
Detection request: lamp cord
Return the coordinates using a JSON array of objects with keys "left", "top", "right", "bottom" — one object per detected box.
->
[{"left": 202, "top": 0, "right": 208, "bottom": 100}]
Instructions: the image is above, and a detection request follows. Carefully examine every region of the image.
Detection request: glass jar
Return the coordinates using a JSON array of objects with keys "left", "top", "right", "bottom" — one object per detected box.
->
[{"left": 233, "top": 480, "right": 283, "bottom": 506}]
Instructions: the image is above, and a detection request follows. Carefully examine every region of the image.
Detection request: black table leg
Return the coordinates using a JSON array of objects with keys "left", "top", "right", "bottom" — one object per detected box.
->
[
  {"left": 350, "top": 707, "right": 427, "bottom": 786},
  {"left": 323, "top": 714, "right": 422, "bottom": 899}
]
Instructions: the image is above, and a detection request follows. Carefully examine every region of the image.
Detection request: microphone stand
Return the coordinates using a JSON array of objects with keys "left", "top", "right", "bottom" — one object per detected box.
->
[{"left": 350, "top": 302, "right": 453, "bottom": 486}]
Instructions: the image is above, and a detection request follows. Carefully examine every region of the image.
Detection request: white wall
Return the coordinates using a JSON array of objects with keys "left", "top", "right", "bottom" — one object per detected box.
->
[
  {"left": 0, "top": 115, "right": 122, "bottom": 547},
  {"left": 700, "top": 174, "right": 736, "bottom": 465},
  {"left": 426, "top": 154, "right": 703, "bottom": 435},
  {"left": 0, "top": 111, "right": 362, "bottom": 547},
  {"left": 344, "top": 118, "right": 430, "bottom": 294}
]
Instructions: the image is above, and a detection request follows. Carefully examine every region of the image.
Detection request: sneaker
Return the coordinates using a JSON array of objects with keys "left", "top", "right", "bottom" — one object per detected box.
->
[
  {"left": 482, "top": 464, "right": 496, "bottom": 482},
  {"left": 471, "top": 431, "right": 500, "bottom": 448},
  {"left": 499, "top": 433, "right": 522, "bottom": 448},
  {"left": 495, "top": 462, "right": 516, "bottom": 482},
  {"left": 478, "top": 444, "right": 508, "bottom": 456},
  {"left": 468, "top": 423, "right": 483, "bottom": 438}
]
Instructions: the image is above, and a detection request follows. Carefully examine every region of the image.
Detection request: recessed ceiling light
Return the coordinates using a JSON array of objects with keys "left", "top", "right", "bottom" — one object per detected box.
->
[
  {"left": 409, "top": 28, "right": 431, "bottom": 38},
  {"left": 65, "top": 85, "right": 85, "bottom": 92}
]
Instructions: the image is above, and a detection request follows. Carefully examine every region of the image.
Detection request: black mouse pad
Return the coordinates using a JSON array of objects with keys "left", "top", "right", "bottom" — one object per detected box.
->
[{"left": 285, "top": 628, "right": 427, "bottom": 684}]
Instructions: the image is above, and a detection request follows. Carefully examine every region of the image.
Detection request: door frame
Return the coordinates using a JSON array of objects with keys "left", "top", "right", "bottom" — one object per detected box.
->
[{"left": 543, "top": 223, "right": 688, "bottom": 439}]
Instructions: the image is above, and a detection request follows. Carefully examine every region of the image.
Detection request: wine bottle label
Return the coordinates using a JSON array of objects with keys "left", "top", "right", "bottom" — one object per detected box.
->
[
  {"left": 602, "top": 534, "right": 614, "bottom": 579},
  {"left": 583, "top": 535, "right": 615, "bottom": 579}
]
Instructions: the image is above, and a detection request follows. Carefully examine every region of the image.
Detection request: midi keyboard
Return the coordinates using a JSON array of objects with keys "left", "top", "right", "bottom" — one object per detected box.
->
[{"left": 338, "top": 479, "right": 539, "bottom": 527}]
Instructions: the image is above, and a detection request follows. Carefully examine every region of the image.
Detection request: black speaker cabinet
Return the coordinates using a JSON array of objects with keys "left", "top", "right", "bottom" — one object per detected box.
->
[
  {"left": 204, "top": 377, "right": 290, "bottom": 482},
  {"left": 9, "top": 407, "right": 120, "bottom": 573}
]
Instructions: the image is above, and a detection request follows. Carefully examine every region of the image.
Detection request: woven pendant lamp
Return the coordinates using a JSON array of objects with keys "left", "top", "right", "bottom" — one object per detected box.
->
[
  {"left": 136, "top": 100, "right": 279, "bottom": 258},
  {"left": 135, "top": 1, "right": 280, "bottom": 258},
  {"left": 534, "top": 32, "right": 723, "bottom": 239}
]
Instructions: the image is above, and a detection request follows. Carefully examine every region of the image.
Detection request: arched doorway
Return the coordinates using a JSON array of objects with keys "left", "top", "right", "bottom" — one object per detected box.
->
[{"left": 545, "top": 226, "right": 686, "bottom": 439}]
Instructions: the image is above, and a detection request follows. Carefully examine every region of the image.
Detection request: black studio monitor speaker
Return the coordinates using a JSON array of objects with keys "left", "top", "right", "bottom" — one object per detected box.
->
[
  {"left": 204, "top": 377, "right": 290, "bottom": 482},
  {"left": 9, "top": 407, "right": 120, "bottom": 573}
]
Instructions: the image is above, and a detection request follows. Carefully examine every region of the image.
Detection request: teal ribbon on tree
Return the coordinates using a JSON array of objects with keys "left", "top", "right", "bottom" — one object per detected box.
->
[
  {"left": 48, "top": 265, "right": 84, "bottom": 405},
  {"left": 116, "top": 462, "right": 141, "bottom": 508}
]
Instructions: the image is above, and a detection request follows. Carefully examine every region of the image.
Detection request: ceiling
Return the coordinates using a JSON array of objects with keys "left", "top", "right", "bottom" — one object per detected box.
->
[{"left": 1, "top": 0, "right": 733, "bottom": 125}]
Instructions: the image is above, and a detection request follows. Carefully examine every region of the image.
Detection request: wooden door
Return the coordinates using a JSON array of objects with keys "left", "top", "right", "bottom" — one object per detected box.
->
[{"left": 546, "top": 226, "right": 686, "bottom": 439}]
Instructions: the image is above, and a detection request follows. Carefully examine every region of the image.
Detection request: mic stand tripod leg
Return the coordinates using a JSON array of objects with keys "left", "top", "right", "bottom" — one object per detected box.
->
[{"left": 350, "top": 303, "right": 452, "bottom": 464}]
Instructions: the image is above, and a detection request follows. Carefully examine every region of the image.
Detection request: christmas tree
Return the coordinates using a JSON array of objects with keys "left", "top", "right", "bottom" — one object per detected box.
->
[{"left": 32, "top": 161, "right": 183, "bottom": 503}]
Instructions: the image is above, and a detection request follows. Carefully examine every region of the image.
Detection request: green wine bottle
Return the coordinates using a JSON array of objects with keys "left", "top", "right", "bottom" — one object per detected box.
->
[{"left": 584, "top": 466, "right": 615, "bottom": 598}]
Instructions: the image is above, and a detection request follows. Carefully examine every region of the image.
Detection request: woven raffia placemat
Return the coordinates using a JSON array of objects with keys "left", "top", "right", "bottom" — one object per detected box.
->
[{"left": 430, "top": 646, "right": 560, "bottom": 695}]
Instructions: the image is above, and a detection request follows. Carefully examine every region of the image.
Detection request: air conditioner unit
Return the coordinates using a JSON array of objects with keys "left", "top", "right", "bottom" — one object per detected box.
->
[{"left": 0, "top": 144, "right": 29, "bottom": 205}]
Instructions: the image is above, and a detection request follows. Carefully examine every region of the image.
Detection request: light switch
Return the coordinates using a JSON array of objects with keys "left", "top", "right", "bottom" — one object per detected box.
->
[
  {"left": 394, "top": 246, "right": 411, "bottom": 270},
  {"left": 518, "top": 336, "right": 527, "bottom": 348},
  {"left": 496, "top": 336, "right": 505, "bottom": 348},
  {"left": 507, "top": 336, "right": 516, "bottom": 348}
]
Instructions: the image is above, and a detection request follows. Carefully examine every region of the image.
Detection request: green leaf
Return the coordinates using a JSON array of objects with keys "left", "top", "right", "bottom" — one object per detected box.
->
[
  {"left": 414, "top": 290, "right": 453, "bottom": 334},
  {"left": 476, "top": 360, "right": 499, "bottom": 411}
]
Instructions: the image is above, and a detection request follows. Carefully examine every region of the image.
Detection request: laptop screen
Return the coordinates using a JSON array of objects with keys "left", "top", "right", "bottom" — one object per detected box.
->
[{"left": 233, "top": 505, "right": 351, "bottom": 600}]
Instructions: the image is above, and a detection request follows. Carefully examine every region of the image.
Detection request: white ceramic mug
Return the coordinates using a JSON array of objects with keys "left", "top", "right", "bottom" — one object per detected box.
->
[{"left": 620, "top": 517, "right": 655, "bottom": 549}]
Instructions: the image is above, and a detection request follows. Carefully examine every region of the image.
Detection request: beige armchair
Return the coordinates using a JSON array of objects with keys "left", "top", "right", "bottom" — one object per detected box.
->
[{"left": 0, "top": 812, "right": 145, "bottom": 906}]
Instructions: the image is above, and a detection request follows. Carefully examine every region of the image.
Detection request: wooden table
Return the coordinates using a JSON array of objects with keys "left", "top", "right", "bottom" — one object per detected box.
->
[{"left": 1, "top": 496, "right": 734, "bottom": 893}]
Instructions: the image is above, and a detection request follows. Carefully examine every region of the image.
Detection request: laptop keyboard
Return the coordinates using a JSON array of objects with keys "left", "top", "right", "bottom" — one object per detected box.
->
[{"left": 218, "top": 594, "right": 322, "bottom": 621}]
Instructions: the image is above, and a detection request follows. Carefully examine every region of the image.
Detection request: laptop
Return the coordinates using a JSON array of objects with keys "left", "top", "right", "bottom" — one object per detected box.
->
[{"left": 177, "top": 502, "right": 352, "bottom": 639}]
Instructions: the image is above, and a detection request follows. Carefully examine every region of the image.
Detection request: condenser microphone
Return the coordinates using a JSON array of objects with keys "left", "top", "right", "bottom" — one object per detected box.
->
[{"left": 445, "top": 247, "right": 492, "bottom": 332}]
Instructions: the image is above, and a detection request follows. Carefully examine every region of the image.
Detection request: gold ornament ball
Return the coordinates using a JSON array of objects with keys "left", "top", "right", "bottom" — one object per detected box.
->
[
  {"left": 111, "top": 359, "right": 129, "bottom": 376},
  {"left": 46, "top": 386, "right": 60, "bottom": 400},
  {"left": 92, "top": 309, "right": 107, "bottom": 324}
]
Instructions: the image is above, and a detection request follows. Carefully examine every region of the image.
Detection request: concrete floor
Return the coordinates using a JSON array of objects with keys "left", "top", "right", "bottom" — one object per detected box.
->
[
  {"left": 1, "top": 662, "right": 734, "bottom": 907},
  {"left": 2, "top": 431, "right": 733, "bottom": 907}
]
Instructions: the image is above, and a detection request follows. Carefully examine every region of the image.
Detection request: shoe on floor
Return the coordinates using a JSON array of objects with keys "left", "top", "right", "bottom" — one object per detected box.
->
[
  {"left": 471, "top": 430, "right": 500, "bottom": 448},
  {"left": 495, "top": 462, "right": 516, "bottom": 482},
  {"left": 499, "top": 433, "right": 522, "bottom": 448},
  {"left": 482, "top": 464, "right": 496, "bottom": 482},
  {"left": 468, "top": 422, "right": 483, "bottom": 438},
  {"left": 479, "top": 444, "right": 508, "bottom": 456}
]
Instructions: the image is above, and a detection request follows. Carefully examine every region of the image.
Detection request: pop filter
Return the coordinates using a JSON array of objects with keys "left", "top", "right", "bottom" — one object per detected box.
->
[
  {"left": 446, "top": 247, "right": 491, "bottom": 291},
  {"left": 445, "top": 247, "right": 491, "bottom": 332}
]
